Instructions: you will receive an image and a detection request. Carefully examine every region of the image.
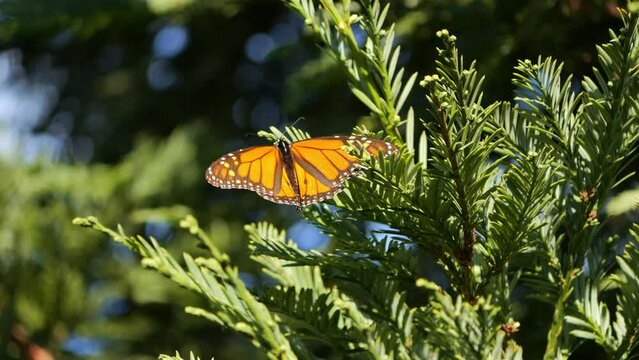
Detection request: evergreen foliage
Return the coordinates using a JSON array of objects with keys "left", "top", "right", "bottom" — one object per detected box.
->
[{"left": 73, "top": 1, "right": 639, "bottom": 359}]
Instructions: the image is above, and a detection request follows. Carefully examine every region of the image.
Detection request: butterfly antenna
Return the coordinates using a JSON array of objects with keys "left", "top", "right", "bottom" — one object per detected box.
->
[{"left": 291, "top": 117, "right": 304, "bottom": 127}]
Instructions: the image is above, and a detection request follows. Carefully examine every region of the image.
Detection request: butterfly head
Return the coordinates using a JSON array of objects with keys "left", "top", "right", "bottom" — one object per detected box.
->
[{"left": 275, "top": 137, "right": 292, "bottom": 154}]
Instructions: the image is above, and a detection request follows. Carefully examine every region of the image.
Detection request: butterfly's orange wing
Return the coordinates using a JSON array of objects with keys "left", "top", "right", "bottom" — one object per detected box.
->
[
  {"left": 205, "top": 145, "right": 299, "bottom": 205},
  {"left": 206, "top": 136, "right": 397, "bottom": 207},
  {"left": 290, "top": 136, "right": 398, "bottom": 206}
]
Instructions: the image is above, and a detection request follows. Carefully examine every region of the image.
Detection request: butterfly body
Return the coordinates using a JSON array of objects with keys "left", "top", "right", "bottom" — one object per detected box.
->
[
  {"left": 276, "top": 139, "right": 303, "bottom": 203},
  {"left": 206, "top": 135, "right": 397, "bottom": 208}
]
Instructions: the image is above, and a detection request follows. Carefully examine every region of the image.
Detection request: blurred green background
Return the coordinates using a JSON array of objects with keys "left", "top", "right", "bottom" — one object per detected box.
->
[{"left": 0, "top": 0, "right": 632, "bottom": 359}]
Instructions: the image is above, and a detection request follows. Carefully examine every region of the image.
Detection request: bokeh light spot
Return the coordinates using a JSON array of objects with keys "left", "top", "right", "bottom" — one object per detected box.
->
[
  {"left": 245, "top": 33, "right": 276, "bottom": 63},
  {"left": 270, "top": 23, "right": 299, "bottom": 46},
  {"left": 153, "top": 25, "right": 189, "bottom": 58},
  {"left": 250, "top": 98, "right": 280, "bottom": 130},
  {"left": 352, "top": 24, "right": 366, "bottom": 47},
  {"left": 145, "top": 220, "right": 173, "bottom": 242},
  {"left": 98, "top": 297, "right": 130, "bottom": 317},
  {"left": 239, "top": 272, "right": 257, "bottom": 289},
  {"left": 147, "top": 60, "right": 178, "bottom": 90},
  {"left": 63, "top": 335, "right": 105, "bottom": 357}
]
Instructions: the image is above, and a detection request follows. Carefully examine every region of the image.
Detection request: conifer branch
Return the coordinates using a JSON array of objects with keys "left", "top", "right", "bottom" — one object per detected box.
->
[
  {"left": 285, "top": 0, "right": 417, "bottom": 142},
  {"left": 480, "top": 150, "right": 559, "bottom": 296},
  {"left": 72, "top": 216, "right": 297, "bottom": 360},
  {"left": 420, "top": 30, "right": 501, "bottom": 300},
  {"left": 609, "top": 225, "right": 639, "bottom": 358},
  {"left": 435, "top": 101, "right": 475, "bottom": 297},
  {"left": 543, "top": 269, "right": 579, "bottom": 360},
  {"left": 564, "top": 225, "right": 639, "bottom": 359},
  {"left": 246, "top": 221, "right": 425, "bottom": 359},
  {"left": 511, "top": 9, "right": 639, "bottom": 357},
  {"left": 415, "top": 286, "right": 523, "bottom": 360}
]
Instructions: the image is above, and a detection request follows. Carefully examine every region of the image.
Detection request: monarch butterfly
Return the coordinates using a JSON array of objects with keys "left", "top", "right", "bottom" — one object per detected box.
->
[{"left": 205, "top": 135, "right": 397, "bottom": 208}]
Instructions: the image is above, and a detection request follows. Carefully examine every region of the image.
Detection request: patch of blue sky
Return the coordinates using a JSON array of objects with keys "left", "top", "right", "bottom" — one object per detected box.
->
[{"left": 288, "top": 220, "right": 330, "bottom": 251}]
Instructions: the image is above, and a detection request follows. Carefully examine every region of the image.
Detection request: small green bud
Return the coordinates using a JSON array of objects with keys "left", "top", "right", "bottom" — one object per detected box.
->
[
  {"left": 436, "top": 29, "right": 449, "bottom": 38},
  {"left": 419, "top": 75, "right": 432, "bottom": 87},
  {"left": 72, "top": 216, "right": 98, "bottom": 227},
  {"left": 179, "top": 215, "right": 200, "bottom": 234}
]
